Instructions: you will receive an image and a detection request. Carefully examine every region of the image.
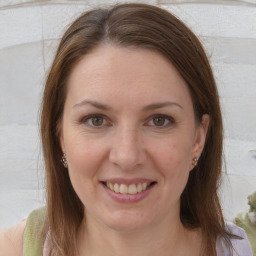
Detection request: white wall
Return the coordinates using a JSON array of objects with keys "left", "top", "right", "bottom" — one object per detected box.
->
[{"left": 0, "top": 0, "right": 256, "bottom": 228}]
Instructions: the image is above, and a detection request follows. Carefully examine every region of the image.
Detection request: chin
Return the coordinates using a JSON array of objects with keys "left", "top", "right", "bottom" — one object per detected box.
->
[{"left": 103, "top": 211, "right": 152, "bottom": 232}]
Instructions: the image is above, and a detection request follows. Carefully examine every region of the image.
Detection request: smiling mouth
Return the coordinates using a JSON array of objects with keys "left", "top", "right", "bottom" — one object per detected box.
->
[{"left": 102, "top": 181, "right": 156, "bottom": 195}]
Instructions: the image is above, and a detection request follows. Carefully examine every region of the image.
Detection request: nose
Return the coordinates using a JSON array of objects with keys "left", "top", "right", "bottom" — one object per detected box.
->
[{"left": 109, "top": 126, "right": 147, "bottom": 171}]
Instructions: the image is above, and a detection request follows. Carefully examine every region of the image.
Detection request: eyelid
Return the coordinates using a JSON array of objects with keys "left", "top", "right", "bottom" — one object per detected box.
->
[
  {"left": 146, "top": 114, "right": 175, "bottom": 128},
  {"left": 79, "top": 113, "right": 175, "bottom": 129},
  {"left": 80, "top": 113, "right": 110, "bottom": 128}
]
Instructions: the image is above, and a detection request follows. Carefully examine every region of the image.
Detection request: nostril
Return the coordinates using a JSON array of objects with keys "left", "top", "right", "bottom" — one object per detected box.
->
[{"left": 108, "top": 144, "right": 147, "bottom": 170}]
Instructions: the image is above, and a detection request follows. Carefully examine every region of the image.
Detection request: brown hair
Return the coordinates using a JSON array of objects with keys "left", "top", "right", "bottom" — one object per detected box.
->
[{"left": 41, "top": 3, "right": 233, "bottom": 255}]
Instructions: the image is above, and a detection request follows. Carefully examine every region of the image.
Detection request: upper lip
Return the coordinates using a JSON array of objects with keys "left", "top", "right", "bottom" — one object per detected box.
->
[{"left": 101, "top": 178, "right": 155, "bottom": 185}]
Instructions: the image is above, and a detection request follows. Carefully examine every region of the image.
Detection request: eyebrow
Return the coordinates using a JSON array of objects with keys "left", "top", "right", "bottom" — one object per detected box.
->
[
  {"left": 73, "top": 100, "right": 112, "bottom": 111},
  {"left": 142, "top": 102, "right": 183, "bottom": 111},
  {"left": 73, "top": 99, "right": 183, "bottom": 111}
]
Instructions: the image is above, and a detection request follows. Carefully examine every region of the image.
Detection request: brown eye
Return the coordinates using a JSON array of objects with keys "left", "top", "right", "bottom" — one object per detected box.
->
[
  {"left": 153, "top": 116, "right": 166, "bottom": 126},
  {"left": 91, "top": 116, "right": 104, "bottom": 126},
  {"left": 148, "top": 114, "right": 174, "bottom": 128},
  {"left": 81, "top": 114, "right": 107, "bottom": 128}
]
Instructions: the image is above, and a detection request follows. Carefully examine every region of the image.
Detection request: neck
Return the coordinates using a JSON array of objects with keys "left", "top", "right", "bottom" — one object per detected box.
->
[{"left": 77, "top": 212, "right": 201, "bottom": 256}]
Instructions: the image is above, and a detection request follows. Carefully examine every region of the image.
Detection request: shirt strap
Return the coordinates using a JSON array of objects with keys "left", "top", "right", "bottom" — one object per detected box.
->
[{"left": 23, "top": 207, "right": 47, "bottom": 256}]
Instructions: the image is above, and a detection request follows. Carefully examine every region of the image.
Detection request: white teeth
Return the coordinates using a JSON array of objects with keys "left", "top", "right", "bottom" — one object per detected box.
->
[
  {"left": 120, "top": 184, "right": 128, "bottom": 194},
  {"left": 137, "top": 183, "right": 142, "bottom": 192},
  {"left": 106, "top": 182, "right": 152, "bottom": 194},
  {"left": 128, "top": 184, "right": 137, "bottom": 194},
  {"left": 113, "top": 183, "right": 120, "bottom": 193}
]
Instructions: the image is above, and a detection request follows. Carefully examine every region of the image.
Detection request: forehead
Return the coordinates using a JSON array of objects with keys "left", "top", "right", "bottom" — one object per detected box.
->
[{"left": 66, "top": 44, "right": 193, "bottom": 111}]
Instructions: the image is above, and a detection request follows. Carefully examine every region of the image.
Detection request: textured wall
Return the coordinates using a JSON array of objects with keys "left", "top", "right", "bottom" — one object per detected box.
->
[{"left": 0, "top": 0, "right": 256, "bottom": 228}]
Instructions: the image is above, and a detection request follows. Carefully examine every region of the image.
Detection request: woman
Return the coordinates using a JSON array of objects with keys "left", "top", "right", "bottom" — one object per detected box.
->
[{"left": 0, "top": 3, "right": 253, "bottom": 256}]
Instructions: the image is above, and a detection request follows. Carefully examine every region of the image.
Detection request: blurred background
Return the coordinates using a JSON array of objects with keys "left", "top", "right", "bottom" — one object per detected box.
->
[{"left": 0, "top": 0, "right": 256, "bottom": 228}]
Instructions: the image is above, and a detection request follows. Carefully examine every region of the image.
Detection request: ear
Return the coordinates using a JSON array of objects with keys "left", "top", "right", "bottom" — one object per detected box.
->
[{"left": 191, "top": 114, "right": 210, "bottom": 159}]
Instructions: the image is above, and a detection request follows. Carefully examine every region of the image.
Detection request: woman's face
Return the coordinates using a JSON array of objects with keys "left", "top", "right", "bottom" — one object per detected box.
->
[{"left": 60, "top": 44, "right": 208, "bottom": 231}]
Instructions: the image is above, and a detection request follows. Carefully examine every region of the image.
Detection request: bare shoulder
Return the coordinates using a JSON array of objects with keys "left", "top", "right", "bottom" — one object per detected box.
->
[{"left": 0, "top": 220, "right": 26, "bottom": 256}]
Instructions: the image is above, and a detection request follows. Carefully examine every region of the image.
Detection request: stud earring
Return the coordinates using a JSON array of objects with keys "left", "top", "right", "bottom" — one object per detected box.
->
[
  {"left": 61, "top": 153, "right": 68, "bottom": 168},
  {"left": 192, "top": 157, "right": 198, "bottom": 167}
]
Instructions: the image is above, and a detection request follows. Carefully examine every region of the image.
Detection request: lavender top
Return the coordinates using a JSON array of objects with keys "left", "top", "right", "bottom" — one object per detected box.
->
[{"left": 216, "top": 222, "right": 253, "bottom": 256}]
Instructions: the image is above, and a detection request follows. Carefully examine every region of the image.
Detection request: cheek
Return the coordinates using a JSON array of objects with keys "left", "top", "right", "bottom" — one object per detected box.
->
[
  {"left": 65, "top": 136, "right": 105, "bottom": 178},
  {"left": 65, "top": 139, "right": 104, "bottom": 203},
  {"left": 151, "top": 140, "right": 193, "bottom": 173}
]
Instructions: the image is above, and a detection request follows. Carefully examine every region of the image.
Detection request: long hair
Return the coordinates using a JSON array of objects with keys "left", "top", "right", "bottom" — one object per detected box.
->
[{"left": 41, "top": 3, "right": 231, "bottom": 255}]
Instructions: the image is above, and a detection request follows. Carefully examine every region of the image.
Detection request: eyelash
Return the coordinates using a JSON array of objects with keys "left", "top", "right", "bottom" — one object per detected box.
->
[
  {"left": 80, "top": 114, "right": 108, "bottom": 129},
  {"left": 147, "top": 114, "right": 175, "bottom": 128},
  {"left": 80, "top": 114, "right": 175, "bottom": 129}
]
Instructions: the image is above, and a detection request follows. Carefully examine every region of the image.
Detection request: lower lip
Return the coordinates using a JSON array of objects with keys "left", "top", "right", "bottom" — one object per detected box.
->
[{"left": 101, "top": 183, "right": 155, "bottom": 203}]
